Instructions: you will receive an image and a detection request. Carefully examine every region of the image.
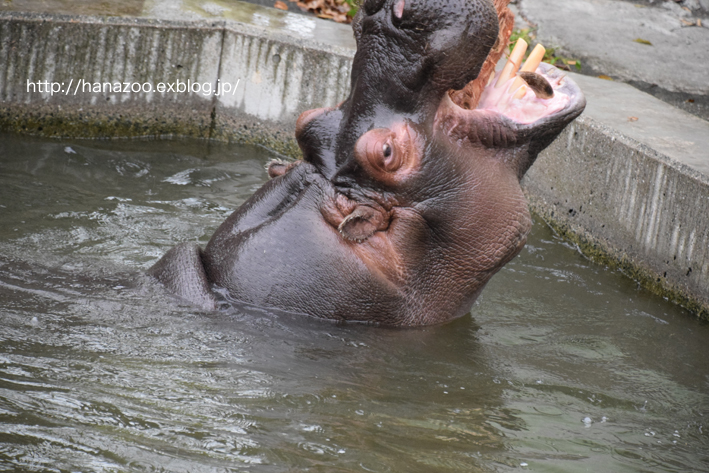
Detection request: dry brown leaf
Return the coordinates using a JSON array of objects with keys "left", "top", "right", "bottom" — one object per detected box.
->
[
  {"left": 628, "top": 116, "right": 639, "bottom": 122},
  {"left": 289, "top": 0, "right": 353, "bottom": 23},
  {"left": 274, "top": 0, "right": 288, "bottom": 10}
]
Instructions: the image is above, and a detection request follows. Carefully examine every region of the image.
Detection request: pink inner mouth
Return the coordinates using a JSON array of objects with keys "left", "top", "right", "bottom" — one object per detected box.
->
[{"left": 476, "top": 68, "right": 572, "bottom": 125}]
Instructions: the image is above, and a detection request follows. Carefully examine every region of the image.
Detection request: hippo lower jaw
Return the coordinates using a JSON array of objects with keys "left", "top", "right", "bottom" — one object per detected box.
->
[{"left": 437, "top": 61, "right": 586, "bottom": 179}]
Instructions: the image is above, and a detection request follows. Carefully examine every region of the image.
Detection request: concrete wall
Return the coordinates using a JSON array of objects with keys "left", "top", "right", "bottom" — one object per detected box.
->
[
  {"left": 213, "top": 24, "right": 352, "bottom": 154},
  {"left": 0, "top": 10, "right": 353, "bottom": 155},
  {"left": 0, "top": 13, "right": 221, "bottom": 139},
  {"left": 523, "top": 117, "right": 709, "bottom": 317},
  {"left": 0, "top": 6, "right": 707, "bottom": 318}
]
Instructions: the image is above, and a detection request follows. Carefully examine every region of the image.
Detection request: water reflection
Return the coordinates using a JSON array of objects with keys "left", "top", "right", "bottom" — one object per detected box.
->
[{"left": 0, "top": 133, "right": 708, "bottom": 472}]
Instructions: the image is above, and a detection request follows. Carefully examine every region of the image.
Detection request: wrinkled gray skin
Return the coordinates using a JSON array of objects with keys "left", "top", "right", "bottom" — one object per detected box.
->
[{"left": 148, "top": 0, "right": 586, "bottom": 326}]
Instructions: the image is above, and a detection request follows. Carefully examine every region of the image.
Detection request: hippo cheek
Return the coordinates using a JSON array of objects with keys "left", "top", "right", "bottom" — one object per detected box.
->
[
  {"left": 412, "top": 144, "right": 531, "bottom": 286},
  {"left": 453, "top": 158, "right": 532, "bottom": 273}
]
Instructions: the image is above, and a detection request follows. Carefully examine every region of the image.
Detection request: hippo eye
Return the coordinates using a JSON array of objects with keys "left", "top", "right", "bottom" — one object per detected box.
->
[{"left": 354, "top": 125, "right": 421, "bottom": 186}]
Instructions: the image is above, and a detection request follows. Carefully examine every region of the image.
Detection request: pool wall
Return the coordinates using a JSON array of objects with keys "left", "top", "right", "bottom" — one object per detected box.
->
[{"left": 1, "top": 4, "right": 707, "bottom": 318}]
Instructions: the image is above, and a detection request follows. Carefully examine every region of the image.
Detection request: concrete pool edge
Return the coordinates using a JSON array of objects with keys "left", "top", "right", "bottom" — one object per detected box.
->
[
  {"left": 0, "top": 9, "right": 353, "bottom": 157},
  {"left": 522, "top": 114, "right": 709, "bottom": 319},
  {"left": 1, "top": 6, "right": 707, "bottom": 319}
]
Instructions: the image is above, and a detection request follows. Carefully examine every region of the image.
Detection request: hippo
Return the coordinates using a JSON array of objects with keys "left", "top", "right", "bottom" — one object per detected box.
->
[{"left": 148, "top": 0, "right": 586, "bottom": 326}]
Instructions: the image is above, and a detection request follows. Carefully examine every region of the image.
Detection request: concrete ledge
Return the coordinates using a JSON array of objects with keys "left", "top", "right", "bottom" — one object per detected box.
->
[
  {"left": 1, "top": 4, "right": 707, "bottom": 318},
  {"left": 523, "top": 118, "right": 709, "bottom": 318},
  {"left": 0, "top": 8, "right": 354, "bottom": 155}
]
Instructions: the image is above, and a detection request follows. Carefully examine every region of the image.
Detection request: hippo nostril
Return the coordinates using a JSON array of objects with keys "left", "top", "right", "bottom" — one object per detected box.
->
[{"left": 363, "top": 0, "right": 386, "bottom": 15}]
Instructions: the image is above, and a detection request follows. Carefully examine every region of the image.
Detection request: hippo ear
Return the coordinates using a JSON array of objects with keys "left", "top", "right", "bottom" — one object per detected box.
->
[
  {"left": 353, "top": 122, "right": 423, "bottom": 187},
  {"left": 338, "top": 206, "right": 388, "bottom": 242},
  {"left": 266, "top": 159, "right": 300, "bottom": 179}
]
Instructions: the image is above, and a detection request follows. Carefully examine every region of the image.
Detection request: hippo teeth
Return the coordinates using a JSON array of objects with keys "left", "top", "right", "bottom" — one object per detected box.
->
[
  {"left": 465, "top": 38, "right": 571, "bottom": 125},
  {"left": 337, "top": 227, "right": 365, "bottom": 244},
  {"left": 393, "top": 0, "right": 405, "bottom": 18},
  {"left": 495, "top": 38, "right": 528, "bottom": 88}
]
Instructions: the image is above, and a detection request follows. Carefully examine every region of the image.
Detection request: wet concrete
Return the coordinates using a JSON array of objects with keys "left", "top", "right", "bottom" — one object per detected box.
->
[
  {"left": 0, "top": 3, "right": 353, "bottom": 154},
  {"left": 516, "top": 0, "right": 709, "bottom": 121},
  {"left": 522, "top": 73, "right": 709, "bottom": 318}
]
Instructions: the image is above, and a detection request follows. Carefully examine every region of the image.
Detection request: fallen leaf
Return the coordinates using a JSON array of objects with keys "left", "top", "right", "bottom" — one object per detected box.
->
[
  {"left": 628, "top": 116, "right": 639, "bottom": 122},
  {"left": 633, "top": 38, "right": 652, "bottom": 46},
  {"left": 289, "top": 0, "right": 355, "bottom": 23},
  {"left": 274, "top": 0, "right": 288, "bottom": 9},
  {"left": 680, "top": 18, "right": 697, "bottom": 26},
  {"left": 687, "top": 98, "right": 695, "bottom": 103},
  {"left": 597, "top": 74, "right": 614, "bottom": 81}
]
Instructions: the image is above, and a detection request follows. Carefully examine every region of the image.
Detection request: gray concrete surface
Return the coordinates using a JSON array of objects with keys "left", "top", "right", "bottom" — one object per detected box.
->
[
  {"left": 0, "top": 4, "right": 354, "bottom": 154},
  {"left": 517, "top": 0, "right": 709, "bottom": 119},
  {"left": 522, "top": 73, "right": 709, "bottom": 317},
  {"left": 0, "top": 0, "right": 707, "bottom": 316},
  {"left": 0, "top": 0, "right": 357, "bottom": 52}
]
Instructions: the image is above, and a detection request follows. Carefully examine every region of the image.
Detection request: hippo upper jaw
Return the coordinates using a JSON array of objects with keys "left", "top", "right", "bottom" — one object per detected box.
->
[{"left": 349, "top": 0, "right": 499, "bottom": 114}]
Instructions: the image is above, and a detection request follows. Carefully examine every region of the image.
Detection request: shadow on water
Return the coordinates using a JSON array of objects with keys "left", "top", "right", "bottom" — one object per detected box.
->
[{"left": 0, "top": 133, "right": 708, "bottom": 472}]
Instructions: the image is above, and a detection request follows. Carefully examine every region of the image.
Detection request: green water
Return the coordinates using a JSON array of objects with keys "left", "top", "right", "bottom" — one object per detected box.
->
[{"left": 0, "top": 133, "right": 707, "bottom": 472}]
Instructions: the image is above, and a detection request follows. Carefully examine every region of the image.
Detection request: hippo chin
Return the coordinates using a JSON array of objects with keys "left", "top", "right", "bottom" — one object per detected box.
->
[{"left": 148, "top": 0, "right": 586, "bottom": 326}]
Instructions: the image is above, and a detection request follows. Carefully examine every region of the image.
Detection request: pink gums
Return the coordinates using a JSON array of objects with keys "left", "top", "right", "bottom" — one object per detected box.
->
[{"left": 476, "top": 68, "right": 571, "bottom": 125}]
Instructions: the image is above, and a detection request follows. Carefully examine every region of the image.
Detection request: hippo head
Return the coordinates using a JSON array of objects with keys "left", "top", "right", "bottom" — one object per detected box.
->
[{"left": 148, "top": 0, "right": 586, "bottom": 326}]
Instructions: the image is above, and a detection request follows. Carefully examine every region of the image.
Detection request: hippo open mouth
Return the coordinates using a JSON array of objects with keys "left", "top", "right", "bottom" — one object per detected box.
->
[{"left": 148, "top": 0, "right": 586, "bottom": 326}]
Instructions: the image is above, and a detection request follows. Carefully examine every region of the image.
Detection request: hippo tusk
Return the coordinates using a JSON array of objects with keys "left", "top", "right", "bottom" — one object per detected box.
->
[
  {"left": 393, "top": 0, "right": 405, "bottom": 19},
  {"left": 510, "top": 44, "right": 547, "bottom": 97},
  {"left": 521, "top": 44, "right": 546, "bottom": 72},
  {"left": 496, "top": 38, "right": 528, "bottom": 88}
]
